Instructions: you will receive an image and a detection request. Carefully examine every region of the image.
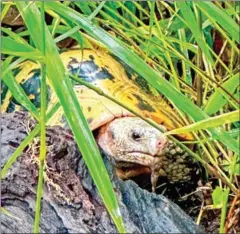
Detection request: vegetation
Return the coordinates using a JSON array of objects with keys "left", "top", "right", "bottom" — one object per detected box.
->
[{"left": 1, "top": 1, "right": 239, "bottom": 233}]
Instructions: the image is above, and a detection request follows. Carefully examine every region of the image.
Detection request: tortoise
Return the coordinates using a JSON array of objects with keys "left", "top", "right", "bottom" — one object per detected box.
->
[{"left": 2, "top": 49, "right": 198, "bottom": 191}]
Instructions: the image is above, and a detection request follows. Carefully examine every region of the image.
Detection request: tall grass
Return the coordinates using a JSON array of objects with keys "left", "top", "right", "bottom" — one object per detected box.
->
[
  {"left": 1, "top": 1, "right": 239, "bottom": 233},
  {"left": 33, "top": 2, "right": 47, "bottom": 233}
]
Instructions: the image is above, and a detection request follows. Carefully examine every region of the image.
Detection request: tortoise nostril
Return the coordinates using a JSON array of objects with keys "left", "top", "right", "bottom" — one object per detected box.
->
[{"left": 157, "top": 137, "right": 168, "bottom": 150}]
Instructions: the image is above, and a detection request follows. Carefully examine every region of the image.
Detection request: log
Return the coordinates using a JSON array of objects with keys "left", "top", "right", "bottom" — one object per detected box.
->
[{"left": 1, "top": 112, "right": 205, "bottom": 233}]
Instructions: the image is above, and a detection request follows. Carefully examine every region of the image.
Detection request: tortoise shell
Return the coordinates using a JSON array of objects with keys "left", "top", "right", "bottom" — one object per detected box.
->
[{"left": 2, "top": 49, "right": 193, "bottom": 140}]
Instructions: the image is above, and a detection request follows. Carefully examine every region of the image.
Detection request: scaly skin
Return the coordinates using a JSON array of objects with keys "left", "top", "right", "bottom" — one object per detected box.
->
[{"left": 97, "top": 117, "right": 195, "bottom": 191}]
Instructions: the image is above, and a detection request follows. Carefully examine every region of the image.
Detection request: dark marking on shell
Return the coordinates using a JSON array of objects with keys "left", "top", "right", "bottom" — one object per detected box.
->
[
  {"left": 7, "top": 102, "right": 18, "bottom": 113},
  {"left": 7, "top": 69, "right": 51, "bottom": 112},
  {"left": 89, "top": 55, "right": 94, "bottom": 60},
  {"left": 69, "top": 57, "right": 78, "bottom": 64},
  {"left": 133, "top": 94, "right": 155, "bottom": 112},
  {"left": 87, "top": 107, "right": 91, "bottom": 112},
  {"left": 127, "top": 96, "right": 133, "bottom": 101},
  {"left": 112, "top": 55, "right": 155, "bottom": 95},
  {"left": 27, "top": 68, "right": 40, "bottom": 76},
  {"left": 22, "top": 69, "right": 50, "bottom": 108},
  {"left": 135, "top": 76, "right": 152, "bottom": 95},
  {"left": 87, "top": 118, "right": 93, "bottom": 124},
  {"left": 12, "top": 66, "right": 21, "bottom": 77},
  {"left": 67, "top": 58, "right": 114, "bottom": 83}
]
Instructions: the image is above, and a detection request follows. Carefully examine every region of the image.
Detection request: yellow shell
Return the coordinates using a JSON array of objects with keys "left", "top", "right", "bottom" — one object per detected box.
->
[{"left": 3, "top": 49, "right": 193, "bottom": 140}]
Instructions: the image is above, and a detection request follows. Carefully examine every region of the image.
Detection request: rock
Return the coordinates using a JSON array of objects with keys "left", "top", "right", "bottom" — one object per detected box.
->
[{"left": 1, "top": 112, "right": 205, "bottom": 233}]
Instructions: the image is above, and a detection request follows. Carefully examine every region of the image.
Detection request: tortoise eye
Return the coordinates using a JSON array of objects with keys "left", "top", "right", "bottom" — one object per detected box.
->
[{"left": 132, "top": 132, "right": 141, "bottom": 141}]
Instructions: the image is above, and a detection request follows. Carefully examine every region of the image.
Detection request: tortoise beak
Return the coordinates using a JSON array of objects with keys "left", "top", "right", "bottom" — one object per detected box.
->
[
  {"left": 149, "top": 136, "right": 168, "bottom": 156},
  {"left": 157, "top": 137, "right": 168, "bottom": 152}
]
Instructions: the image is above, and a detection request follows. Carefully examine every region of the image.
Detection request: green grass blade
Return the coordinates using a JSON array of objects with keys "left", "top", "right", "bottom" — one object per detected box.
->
[
  {"left": 143, "top": 1, "right": 155, "bottom": 61},
  {"left": 1, "top": 57, "right": 26, "bottom": 78},
  {"left": 220, "top": 151, "right": 239, "bottom": 233},
  {"left": 16, "top": 2, "right": 125, "bottom": 232},
  {"left": 205, "top": 73, "right": 240, "bottom": 115},
  {"left": 165, "top": 110, "right": 240, "bottom": 136},
  {"left": 34, "top": 2, "right": 47, "bottom": 232},
  {"left": 2, "top": 27, "right": 29, "bottom": 44},
  {"left": 53, "top": 25, "right": 82, "bottom": 44},
  {"left": 1, "top": 125, "right": 39, "bottom": 179},
  {"left": 1, "top": 3, "right": 11, "bottom": 22},
  {"left": 33, "top": 159, "right": 44, "bottom": 234},
  {"left": 177, "top": 28, "right": 192, "bottom": 85},
  {"left": 124, "top": 1, "right": 136, "bottom": 24},
  {"left": 2, "top": 36, "right": 43, "bottom": 61},
  {"left": 45, "top": 1, "right": 239, "bottom": 155},
  {"left": 50, "top": 1, "right": 71, "bottom": 37},
  {"left": 88, "top": 1, "right": 106, "bottom": 21},
  {"left": 177, "top": 1, "right": 213, "bottom": 65},
  {"left": 227, "top": 128, "right": 240, "bottom": 139},
  {"left": 195, "top": 1, "right": 240, "bottom": 43},
  {"left": 2, "top": 58, "right": 40, "bottom": 119},
  {"left": 74, "top": 1, "right": 92, "bottom": 15}
]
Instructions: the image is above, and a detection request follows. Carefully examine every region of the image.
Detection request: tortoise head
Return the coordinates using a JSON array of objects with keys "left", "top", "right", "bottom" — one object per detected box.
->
[{"left": 96, "top": 117, "right": 168, "bottom": 167}]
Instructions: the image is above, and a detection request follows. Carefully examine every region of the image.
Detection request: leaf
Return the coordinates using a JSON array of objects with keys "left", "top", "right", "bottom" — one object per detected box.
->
[
  {"left": 195, "top": 2, "right": 240, "bottom": 43},
  {"left": 1, "top": 58, "right": 39, "bottom": 120},
  {"left": 234, "top": 161, "right": 240, "bottom": 175},
  {"left": 227, "top": 128, "right": 240, "bottom": 139},
  {"left": 222, "top": 160, "right": 240, "bottom": 176},
  {"left": 212, "top": 186, "right": 229, "bottom": 208},
  {"left": 205, "top": 73, "right": 240, "bottom": 115},
  {"left": 177, "top": 1, "right": 214, "bottom": 64},
  {"left": 88, "top": 1, "right": 106, "bottom": 21},
  {"left": 44, "top": 1, "right": 239, "bottom": 154},
  {"left": 74, "top": 1, "right": 92, "bottom": 15},
  {"left": 15, "top": 2, "right": 125, "bottom": 232},
  {"left": 1, "top": 4, "right": 11, "bottom": 22},
  {"left": 165, "top": 110, "right": 239, "bottom": 136},
  {"left": 2, "top": 27, "right": 28, "bottom": 44},
  {"left": 1, "top": 36, "right": 43, "bottom": 61}
]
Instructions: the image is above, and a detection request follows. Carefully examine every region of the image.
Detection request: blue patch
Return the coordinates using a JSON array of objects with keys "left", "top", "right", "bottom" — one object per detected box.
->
[
  {"left": 21, "top": 69, "right": 42, "bottom": 108},
  {"left": 67, "top": 58, "right": 114, "bottom": 83},
  {"left": 8, "top": 69, "right": 50, "bottom": 112}
]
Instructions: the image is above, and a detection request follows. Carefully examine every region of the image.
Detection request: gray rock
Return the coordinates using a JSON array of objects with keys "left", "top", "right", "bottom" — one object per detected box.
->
[{"left": 1, "top": 112, "right": 205, "bottom": 233}]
